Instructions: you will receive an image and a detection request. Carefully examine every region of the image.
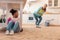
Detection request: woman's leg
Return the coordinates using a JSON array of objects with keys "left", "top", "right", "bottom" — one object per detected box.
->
[
  {"left": 34, "top": 13, "right": 38, "bottom": 25},
  {"left": 37, "top": 16, "right": 42, "bottom": 25},
  {"left": 12, "top": 22, "right": 20, "bottom": 33}
]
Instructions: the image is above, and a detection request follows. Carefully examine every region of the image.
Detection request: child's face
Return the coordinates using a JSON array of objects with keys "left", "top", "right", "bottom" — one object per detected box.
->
[{"left": 13, "top": 11, "right": 18, "bottom": 18}]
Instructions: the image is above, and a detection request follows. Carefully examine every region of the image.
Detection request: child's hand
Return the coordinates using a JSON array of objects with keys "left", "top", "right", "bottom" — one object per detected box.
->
[{"left": 12, "top": 18, "right": 19, "bottom": 22}]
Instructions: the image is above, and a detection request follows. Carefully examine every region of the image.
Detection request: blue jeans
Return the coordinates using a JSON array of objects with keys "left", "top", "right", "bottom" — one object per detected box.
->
[
  {"left": 6, "top": 21, "right": 20, "bottom": 33},
  {"left": 34, "top": 13, "right": 42, "bottom": 25}
]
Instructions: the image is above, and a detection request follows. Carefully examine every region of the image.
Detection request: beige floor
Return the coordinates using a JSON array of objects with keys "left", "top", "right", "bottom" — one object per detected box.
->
[{"left": 0, "top": 24, "right": 60, "bottom": 40}]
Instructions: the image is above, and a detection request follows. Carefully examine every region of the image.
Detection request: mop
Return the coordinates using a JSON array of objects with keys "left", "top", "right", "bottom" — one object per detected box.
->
[{"left": 45, "top": 19, "right": 54, "bottom": 26}]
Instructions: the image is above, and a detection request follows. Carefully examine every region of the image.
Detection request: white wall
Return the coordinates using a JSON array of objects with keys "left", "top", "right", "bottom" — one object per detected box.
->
[
  {"left": 23, "top": 0, "right": 48, "bottom": 13},
  {"left": 22, "top": 14, "right": 35, "bottom": 24}
]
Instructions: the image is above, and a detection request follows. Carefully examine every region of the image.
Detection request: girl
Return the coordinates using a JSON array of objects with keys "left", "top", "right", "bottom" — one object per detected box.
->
[
  {"left": 5, "top": 9, "right": 23, "bottom": 35},
  {"left": 34, "top": 4, "right": 47, "bottom": 28}
]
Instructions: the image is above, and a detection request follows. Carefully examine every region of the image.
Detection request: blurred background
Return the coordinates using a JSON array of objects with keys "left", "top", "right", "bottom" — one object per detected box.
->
[{"left": 0, "top": 0, "right": 60, "bottom": 25}]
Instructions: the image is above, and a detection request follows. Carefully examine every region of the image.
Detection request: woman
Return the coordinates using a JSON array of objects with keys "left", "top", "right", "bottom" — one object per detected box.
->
[
  {"left": 5, "top": 9, "right": 23, "bottom": 35},
  {"left": 34, "top": 4, "right": 47, "bottom": 28}
]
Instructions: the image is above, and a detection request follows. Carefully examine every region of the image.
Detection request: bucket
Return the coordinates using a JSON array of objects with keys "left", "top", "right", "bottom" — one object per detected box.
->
[{"left": 45, "top": 20, "right": 50, "bottom": 26}]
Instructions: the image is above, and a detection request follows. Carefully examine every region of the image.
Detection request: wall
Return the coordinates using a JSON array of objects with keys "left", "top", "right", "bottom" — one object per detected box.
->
[
  {"left": 23, "top": 0, "right": 48, "bottom": 13},
  {"left": 22, "top": 14, "right": 35, "bottom": 24},
  {"left": 22, "top": 13, "right": 60, "bottom": 25}
]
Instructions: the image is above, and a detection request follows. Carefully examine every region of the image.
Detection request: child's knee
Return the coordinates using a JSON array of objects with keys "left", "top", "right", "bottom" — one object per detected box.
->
[
  {"left": 16, "top": 22, "right": 19, "bottom": 25},
  {"left": 16, "top": 21, "right": 19, "bottom": 23},
  {"left": 9, "top": 21, "right": 14, "bottom": 24}
]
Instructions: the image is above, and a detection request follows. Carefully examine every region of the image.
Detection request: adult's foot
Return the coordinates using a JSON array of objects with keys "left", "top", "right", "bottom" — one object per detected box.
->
[{"left": 36, "top": 25, "right": 41, "bottom": 28}]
